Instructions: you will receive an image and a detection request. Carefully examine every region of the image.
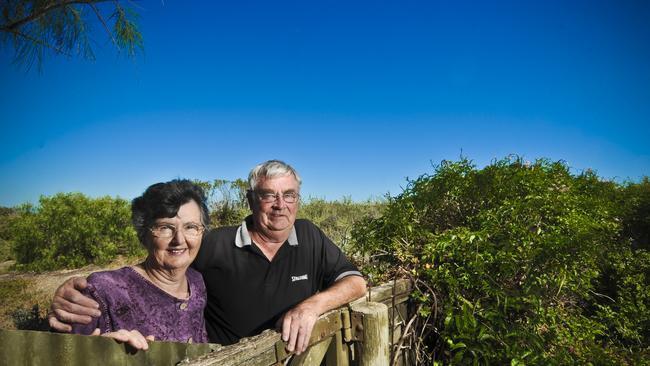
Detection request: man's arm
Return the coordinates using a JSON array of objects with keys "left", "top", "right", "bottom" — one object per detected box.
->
[
  {"left": 48, "top": 276, "right": 101, "bottom": 332},
  {"left": 279, "top": 275, "right": 367, "bottom": 355}
]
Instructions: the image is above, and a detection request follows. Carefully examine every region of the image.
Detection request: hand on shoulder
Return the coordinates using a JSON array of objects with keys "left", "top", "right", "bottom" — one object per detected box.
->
[{"left": 49, "top": 276, "right": 101, "bottom": 332}]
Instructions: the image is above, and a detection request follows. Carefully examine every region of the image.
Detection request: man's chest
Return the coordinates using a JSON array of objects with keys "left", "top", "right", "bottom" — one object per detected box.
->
[{"left": 203, "top": 244, "right": 321, "bottom": 309}]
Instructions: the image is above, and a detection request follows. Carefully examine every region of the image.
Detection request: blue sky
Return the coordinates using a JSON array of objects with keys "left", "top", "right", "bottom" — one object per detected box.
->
[{"left": 1, "top": 0, "right": 649, "bottom": 207}]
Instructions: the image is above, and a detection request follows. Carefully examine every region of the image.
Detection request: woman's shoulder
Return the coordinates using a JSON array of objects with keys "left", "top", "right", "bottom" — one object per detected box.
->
[
  {"left": 86, "top": 266, "right": 141, "bottom": 289},
  {"left": 186, "top": 267, "right": 205, "bottom": 287},
  {"left": 187, "top": 267, "right": 207, "bottom": 302},
  {"left": 81, "top": 267, "right": 141, "bottom": 308}
]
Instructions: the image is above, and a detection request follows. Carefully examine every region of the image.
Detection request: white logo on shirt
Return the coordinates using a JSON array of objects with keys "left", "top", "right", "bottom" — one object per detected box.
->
[{"left": 291, "top": 274, "right": 308, "bottom": 282}]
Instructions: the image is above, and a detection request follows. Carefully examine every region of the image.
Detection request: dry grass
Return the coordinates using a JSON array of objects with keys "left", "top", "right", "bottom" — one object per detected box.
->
[{"left": 0, "top": 256, "right": 140, "bottom": 330}]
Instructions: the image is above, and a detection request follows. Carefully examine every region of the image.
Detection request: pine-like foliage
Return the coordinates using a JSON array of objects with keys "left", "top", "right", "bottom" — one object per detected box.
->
[{"left": 0, "top": 0, "right": 143, "bottom": 70}]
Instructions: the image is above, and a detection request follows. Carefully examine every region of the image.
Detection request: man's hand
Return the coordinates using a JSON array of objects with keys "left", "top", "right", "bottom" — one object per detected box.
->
[
  {"left": 277, "top": 275, "right": 367, "bottom": 355},
  {"left": 48, "top": 276, "right": 101, "bottom": 332},
  {"left": 278, "top": 303, "right": 320, "bottom": 355},
  {"left": 91, "top": 328, "right": 155, "bottom": 351}
]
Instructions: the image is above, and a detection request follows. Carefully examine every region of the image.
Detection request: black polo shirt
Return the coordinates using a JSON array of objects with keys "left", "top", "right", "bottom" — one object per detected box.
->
[{"left": 192, "top": 216, "right": 362, "bottom": 345}]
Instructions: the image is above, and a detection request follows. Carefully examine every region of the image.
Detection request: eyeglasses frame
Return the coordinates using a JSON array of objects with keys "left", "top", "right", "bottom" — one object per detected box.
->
[
  {"left": 253, "top": 190, "right": 300, "bottom": 204},
  {"left": 149, "top": 222, "right": 206, "bottom": 239}
]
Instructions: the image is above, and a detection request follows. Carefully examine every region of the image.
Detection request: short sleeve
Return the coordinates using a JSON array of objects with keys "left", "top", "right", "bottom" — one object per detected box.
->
[{"left": 314, "top": 223, "right": 362, "bottom": 287}]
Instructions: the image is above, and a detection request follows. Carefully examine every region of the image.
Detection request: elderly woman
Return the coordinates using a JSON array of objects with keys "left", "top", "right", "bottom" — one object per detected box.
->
[{"left": 71, "top": 179, "right": 209, "bottom": 348}]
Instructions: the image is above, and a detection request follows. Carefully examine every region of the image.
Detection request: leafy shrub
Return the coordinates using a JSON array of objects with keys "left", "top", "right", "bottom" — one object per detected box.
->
[
  {"left": 12, "top": 304, "right": 49, "bottom": 330},
  {"left": 194, "top": 178, "right": 250, "bottom": 227},
  {"left": 592, "top": 178, "right": 650, "bottom": 355},
  {"left": 0, "top": 207, "right": 16, "bottom": 262},
  {"left": 6, "top": 179, "right": 379, "bottom": 272},
  {"left": 210, "top": 179, "right": 250, "bottom": 227},
  {"left": 620, "top": 177, "right": 650, "bottom": 251},
  {"left": 9, "top": 193, "right": 144, "bottom": 271},
  {"left": 298, "top": 196, "right": 384, "bottom": 252},
  {"left": 351, "top": 157, "right": 650, "bottom": 365}
]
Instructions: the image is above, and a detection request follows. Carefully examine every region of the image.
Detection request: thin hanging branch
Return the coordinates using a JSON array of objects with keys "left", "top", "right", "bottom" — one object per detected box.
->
[
  {"left": 2, "top": 26, "right": 71, "bottom": 56},
  {"left": 0, "top": 0, "right": 111, "bottom": 32},
  {"left": 1, "top": 0, "right": 142, "bottom": 70},
  {"left": 87, "top": 1, "right": 118, "bottom": 49}
]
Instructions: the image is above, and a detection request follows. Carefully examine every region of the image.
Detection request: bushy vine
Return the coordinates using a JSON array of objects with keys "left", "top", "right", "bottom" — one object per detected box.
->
[{"left": 352, "top": 157, "right": 650, "bottom": 365}]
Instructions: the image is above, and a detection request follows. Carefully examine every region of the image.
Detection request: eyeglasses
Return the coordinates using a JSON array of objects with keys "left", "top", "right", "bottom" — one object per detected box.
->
[
  {"left": 256, "top": 191, "right": 300, "bottom": 204},
  {"left": 149, "top": 222, "right": 205, "bottom": 239}
]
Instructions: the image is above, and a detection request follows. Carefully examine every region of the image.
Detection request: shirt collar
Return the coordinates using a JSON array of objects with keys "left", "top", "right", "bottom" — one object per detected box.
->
[{"left": 235, "top": 216, "right": 298, "bottom": 248}]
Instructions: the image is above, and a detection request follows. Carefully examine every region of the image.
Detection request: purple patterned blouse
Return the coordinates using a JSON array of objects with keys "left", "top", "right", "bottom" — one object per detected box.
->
[{"left": 71, "top": 266, "right": 208, "bottom": 343}]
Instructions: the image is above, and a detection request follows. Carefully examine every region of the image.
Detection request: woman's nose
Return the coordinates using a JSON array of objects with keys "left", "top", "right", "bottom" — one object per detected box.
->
[{"left": 172, "top": 228, "right": 187, "bottom": 244}]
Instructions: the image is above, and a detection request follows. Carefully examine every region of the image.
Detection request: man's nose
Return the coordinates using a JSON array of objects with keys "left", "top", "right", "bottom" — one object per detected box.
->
[{"left": 271, "top": 195, "right": 286, "bottom": 207}]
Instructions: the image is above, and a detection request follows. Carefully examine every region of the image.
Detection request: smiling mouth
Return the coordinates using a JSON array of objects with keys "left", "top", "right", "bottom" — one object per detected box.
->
[{"left": 167, "top": 248, "right": 187, "bottom": 256}]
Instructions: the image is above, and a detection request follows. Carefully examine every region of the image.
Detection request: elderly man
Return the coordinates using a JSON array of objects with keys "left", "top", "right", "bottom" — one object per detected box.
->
[{"left": 49, "top": 160, "right": 367, "bottom": 355}]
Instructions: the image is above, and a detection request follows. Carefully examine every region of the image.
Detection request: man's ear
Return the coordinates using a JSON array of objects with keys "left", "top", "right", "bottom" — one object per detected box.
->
[{"left": 246, "top": 190, "right": 255, "bottom": 210}]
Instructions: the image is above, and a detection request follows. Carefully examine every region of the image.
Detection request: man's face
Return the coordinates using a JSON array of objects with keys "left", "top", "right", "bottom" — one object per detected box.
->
[{"left": 250, "top": 174, "right": 300, "bottom": 233}]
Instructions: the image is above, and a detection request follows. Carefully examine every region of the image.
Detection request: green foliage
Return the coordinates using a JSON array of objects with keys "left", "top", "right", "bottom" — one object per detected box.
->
[
  {"left": 11, "top": 304, "right": 48, "bottom": 330},
  {"left": 0, "top": 207, "right": 17, "bottom": 262},
  {"left": 0, "top": 0, "right": 143, "bottom": 70},
  {"left": 591, "top": 178, "right": 650, "bottom": 357},
  {"left": 199, "top": 178, "right": 386, "bottom": 247},
  {"left": 195, "top": 178, "right": 250, "bottom": 227},
  {"left": 620, "top": 177, "right": 650, "bottom": 251},
  {"left": 351, "top": 156, "right": 650, "bottom": 365},
  {"left": 9, "top": 193, "right": 144, "bottom": 271},
  {"left": 5, "top": 178, "right": 380, "bottom": 273},
  {"left": 212, "top": 178, "right": 249, "bottom": 227},
  {"left": 112, "top": 5, "right": 142, "bottom": 58},
  {"left": 298, "top": 196, "right": 385, "bottom": 252}
]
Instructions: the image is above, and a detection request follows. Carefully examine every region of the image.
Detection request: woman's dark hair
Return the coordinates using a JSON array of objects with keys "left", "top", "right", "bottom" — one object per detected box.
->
[{"left": 131, "top": 179, "right": 210, "bottom": 243}]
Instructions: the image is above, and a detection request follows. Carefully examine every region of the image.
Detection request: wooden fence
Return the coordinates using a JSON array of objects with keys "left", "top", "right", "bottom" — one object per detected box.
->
[{"left": 0, "top": 279, "right": 413, "bottom": 366}]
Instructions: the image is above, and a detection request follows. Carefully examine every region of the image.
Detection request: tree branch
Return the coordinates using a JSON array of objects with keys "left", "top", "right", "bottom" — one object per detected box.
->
[
  {"left": 88, "top": 2, "right": 118, "bottom": 49},
  {"left": 0, "top": 0, "right": 112, "bottom": 32},
  {"left": 3, "top": 27, "right": 71, "bottom": 57}
]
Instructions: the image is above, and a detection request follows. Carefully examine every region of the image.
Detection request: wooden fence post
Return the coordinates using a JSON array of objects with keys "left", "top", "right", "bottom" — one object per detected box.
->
[{"left": 350, "top": 302, "right": 389, "bottom": 366}]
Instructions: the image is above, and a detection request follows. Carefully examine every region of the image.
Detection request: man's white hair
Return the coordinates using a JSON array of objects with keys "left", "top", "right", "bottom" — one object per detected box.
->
[{"left": 248, "top": 160, "right": 302, "bottom": 191}]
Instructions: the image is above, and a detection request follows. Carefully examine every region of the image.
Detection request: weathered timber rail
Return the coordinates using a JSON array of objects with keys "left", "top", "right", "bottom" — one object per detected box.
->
[{"left": 0, "top": 279, "right": 413, "bottom": 366}]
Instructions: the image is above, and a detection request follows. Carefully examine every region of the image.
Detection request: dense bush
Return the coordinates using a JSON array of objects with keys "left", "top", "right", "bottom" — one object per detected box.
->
[
  {"left": 351, "top": 157, "right": 650, "bottom": 365},
  {"left": 205, "top": 178, "right": 250, "bottom": 227},
  {"left": 5, "top": 181, "right": 381, "bottom": 271},
  {"left": 0, "top": 207, "right": 17, "bottom": 262},
  {"left": 298, "top": 196, "right": 384, "bottom": 252},
  {"left": 9, "top": 193, "right": 144, "bottom": 271}
]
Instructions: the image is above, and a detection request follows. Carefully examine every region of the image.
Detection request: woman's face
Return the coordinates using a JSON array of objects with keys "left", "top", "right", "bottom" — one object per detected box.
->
[{"left": 146, "top": 200, "right": 204, "bottom": 272}]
